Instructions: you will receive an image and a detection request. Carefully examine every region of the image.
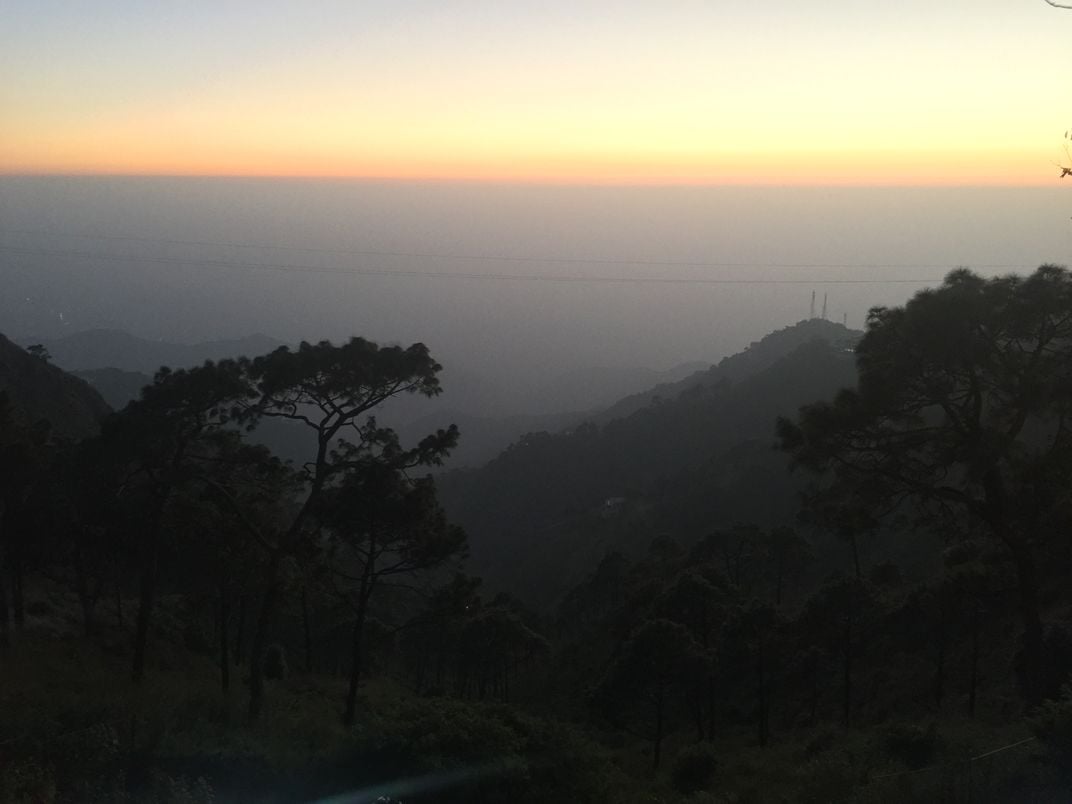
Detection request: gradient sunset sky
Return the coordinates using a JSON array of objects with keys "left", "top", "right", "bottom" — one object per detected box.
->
[{"left": 3, "top": 1, "right": 1068, "bottom": 184}]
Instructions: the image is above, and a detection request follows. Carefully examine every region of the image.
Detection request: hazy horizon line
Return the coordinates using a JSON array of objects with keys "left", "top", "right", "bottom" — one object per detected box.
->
[{"left": 0, "top": 171, "right": 1063, "bottom": 190}]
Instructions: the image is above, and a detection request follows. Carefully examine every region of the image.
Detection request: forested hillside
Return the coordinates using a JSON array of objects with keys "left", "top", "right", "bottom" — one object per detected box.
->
[
  {"left": 6, "top": 272, "right": 1072, "bottom": 803},
  {"left": 72, "top": 367, "right": 153, "bottom": 411},
  {"left": 0, "top": 333, "right": 110, "bottom": 439},
  {"left": 440, "top": 319, "right": 861, "bottom": 606},
  {"left": 593, "top": 318, "right": 856, "bottom": 424}
]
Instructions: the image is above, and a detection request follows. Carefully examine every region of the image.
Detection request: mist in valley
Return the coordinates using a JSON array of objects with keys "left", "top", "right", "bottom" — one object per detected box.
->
[{"left": 5, "top": 177, "right": 1069, "bottom": 426}]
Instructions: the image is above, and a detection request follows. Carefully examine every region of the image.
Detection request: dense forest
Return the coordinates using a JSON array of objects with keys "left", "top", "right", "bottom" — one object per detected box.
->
[{"left": 5, "top": 266, "right": 1072, "bottom": 803}]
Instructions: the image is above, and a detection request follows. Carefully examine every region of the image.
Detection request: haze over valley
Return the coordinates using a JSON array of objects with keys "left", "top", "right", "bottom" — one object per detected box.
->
[{"left": 4, "top": 178, "right": 1069, "bottom": 422}]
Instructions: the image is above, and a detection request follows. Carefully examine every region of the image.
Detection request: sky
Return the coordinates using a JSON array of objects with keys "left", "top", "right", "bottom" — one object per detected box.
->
[{"left": 3, "top": 1, "right": 1069, "bottom": 184}]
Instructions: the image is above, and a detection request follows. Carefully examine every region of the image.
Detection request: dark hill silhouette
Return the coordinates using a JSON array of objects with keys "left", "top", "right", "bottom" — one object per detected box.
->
[
  {"left": 394, "top": 408, "right": 588, "bottom": 468},
  {"left": 438, "top": 319, "right": 862, "bottom": 607},
  {"left": 379, "top": 361, "right": 708, "bottom": 469},
  {"left": 594, "top": 318, "right": 857, "bottom": 424},
  {"left": 0, "top": 333, "right": 110, "bottom": 439},
  {"left": 23, "top": 329, "right": 284, "bottom": 374},
  {"left": 72, "top": 367, "right": 153, "bottom": 411}
]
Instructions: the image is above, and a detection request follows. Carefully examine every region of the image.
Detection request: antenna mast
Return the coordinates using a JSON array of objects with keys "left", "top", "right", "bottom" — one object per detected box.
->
[
  {"left": 821, "top": 293, "right": 828, "bottom": 321},
  {"left": 810, "top": 291, "right": 816, "bottom": 319}
]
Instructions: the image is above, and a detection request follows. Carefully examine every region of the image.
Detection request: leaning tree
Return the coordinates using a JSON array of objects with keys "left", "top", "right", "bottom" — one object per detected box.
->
[{"left": 239, "top": 337, "right": 458, "bottom": 720}]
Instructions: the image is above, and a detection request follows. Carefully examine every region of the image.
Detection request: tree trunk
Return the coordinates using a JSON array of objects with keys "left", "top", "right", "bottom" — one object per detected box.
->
[
  {"left": 131, "top": 530, "right": 160, "bottom": 683},
  {"left": 219, "top": 585, "right": 231, "bottom": 693},
  {"left": 986, "top": 468, "right": 1043, "bottom": 707},
  {"left": 132, "top": 476, "right": 176, "bottom": 684},
  {"left": 77, "top": 581, "right": 97, "bottom": 636},
  {"left": 247, "top": 452, "right": 329, "bottom": 720},
  {"left": 131, "top": 431, "right": 198, "bottom": 685},
  {"left": 247, "top": 561, "right": 281, "bottom": 722},
  {"left": 843, "top": 617, "right": 853, "bottom": 727},
  {"left": 114, "top": 572, "right": 124, "bottom": 630},
  {"left": 775, "top": 558, "right": 784, "bottom": 608},
  {"left": 0, "top": 553, "right": 10, "bottom": 650},
  {"left": 934, "top": 591, "right": 946, "bottom": 709},
  {"left": 968, "top": 604, "right": 980, "bottom": 718},
  {"left": 809, "top": 652, "right": 819, "bottom": 724},
  {"left": 757, "top": 638, "right": 769, "bottom": 747},
  {"left": 11, "top": 550, "right": 24, "bottom": 633},
  {"left": 301, "top": 584, "right": 313, "bottom": 673},
  {"left": 706, "top": 675, "right": 717, "bottom": 742},
  {"left": 849, "top": 534, "right": 862, "bottom": 582},
  {"left": 74, "top": 542, "right": 96, "bottom": 636},
  {"left": 343, "top": 593, "right": 370, "bottom": 726},
  {"left": 0, "top": 511, "right": 8, "bottom": 648},
  {"left": 343, "top": 528, "right": 378, "bottom": 726},
  {"left": 1012, "top": 543, "right": 1044, "bottom": 707},
  {"left": 233, "top": 594, "right": 246, "bottom": 665},
  {"left": 653, "top": 692, "right": 664, "bottom": 771}
]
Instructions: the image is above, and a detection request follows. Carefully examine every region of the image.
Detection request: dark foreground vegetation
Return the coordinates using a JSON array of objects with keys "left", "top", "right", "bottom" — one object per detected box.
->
[{"left": 5, "top": 266, "right": 1072, "bottom": 802}]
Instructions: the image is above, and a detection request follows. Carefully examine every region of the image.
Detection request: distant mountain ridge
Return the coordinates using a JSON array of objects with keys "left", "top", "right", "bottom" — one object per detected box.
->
[
  {"left": 23, "top": 329, "right": 717, "bottom": 468},
  {"left": 0, "top": 333, "right": 110, "bottom": 439},
  {"left": 21, "top": 329, "right": 284, "bottom": 374}
]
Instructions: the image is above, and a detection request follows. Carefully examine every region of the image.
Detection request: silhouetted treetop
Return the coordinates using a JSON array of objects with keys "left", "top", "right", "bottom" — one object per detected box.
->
[
  {"left": 779, "top": 264, "right": 1072, "bottom": 704},
  {"left": 247, "top": 338, "right": 443, "bottom": 414}
]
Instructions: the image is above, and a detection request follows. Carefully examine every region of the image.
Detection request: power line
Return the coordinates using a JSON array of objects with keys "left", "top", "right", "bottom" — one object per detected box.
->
[
  {"left": 0, "top": 245, "right": 950, "bottom": 286},
  {"left": 0, "top": 227, "right": 1032, "bottom": 272}
]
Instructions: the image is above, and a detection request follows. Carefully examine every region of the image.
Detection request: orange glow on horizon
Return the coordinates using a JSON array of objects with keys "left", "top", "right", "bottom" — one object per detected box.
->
[
  {"left": 1, "top": 149, "right": 1056, "bottom": 187},
  {"left": 5, "top": 3, "right": 1067, "bottom": 189},
  {"left": 2, "top": 68, "right": 1060, "bottom": 188}
]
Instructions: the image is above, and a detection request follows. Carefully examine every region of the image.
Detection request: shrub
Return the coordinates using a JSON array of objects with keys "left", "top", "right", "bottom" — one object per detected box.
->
[
  {"left": 868, "top": 561, "right": 903, "bottom": 587},
  {"left": 0, "top": 758, "right": 56, "bottom": 804},
  {"left": 1030, "top": 683, "right": 1072, "bottom": 772},
  {"left": 27, "top": 599, "right": 54, "bottom": 616},
  {"left": 264, "top": 644, "right": 289, "bottom": 681},
  {"left": 803, "top": 729, "right": 837, "bottom": 758},
  {"left": 183, "top": 624, "right": 212, "bottom": 655},
  {"left": 1017, "top": 623, "right": 1072, "bottom": 702},
  {"left": 671, "top": 743, "right": 719, "bottom": 795},
  {"left": 882, "top": 722, "right": 940, "bottom": 770},
  {"left": 796, "top": 756, "right": 857, "bottom": 804}
]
